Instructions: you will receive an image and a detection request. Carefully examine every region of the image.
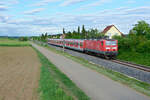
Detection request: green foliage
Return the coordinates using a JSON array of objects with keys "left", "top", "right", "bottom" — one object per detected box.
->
[
  {"left": 78, "top": 26, "right": 80, "bottom": 34},
  {"left": 130, "top": 20, "right": 150, "bottom": 36},
  {"left": 114, "top": 20, "right": 150, "bottom": 67},
  {"left": 63, "top": 28, "right": 65, "bottom": 34},
  {"left": 63, "top": 25, "right": 105, "bottom": 39},
  {"left": 32, "top": 33, "right": 48, "bottom": 42},
  {"left": 19, "top": 37, "right": 28, "bottom": 41},
  {"left": 136, "top": 40, "right": 150, "bottom": 53},
  {"left": 0, "top": 38, "right": 30, "bottom": 46}
]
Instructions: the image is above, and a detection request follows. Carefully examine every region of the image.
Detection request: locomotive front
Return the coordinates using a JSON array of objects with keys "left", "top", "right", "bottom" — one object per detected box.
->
[{"left": 104, "top": 39, "right": 118, "bottom": 58}]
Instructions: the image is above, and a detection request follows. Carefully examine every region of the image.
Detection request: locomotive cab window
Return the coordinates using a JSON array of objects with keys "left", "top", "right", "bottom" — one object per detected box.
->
[{"left": 106, "top": 41, "right": 116, "bottom": 46}]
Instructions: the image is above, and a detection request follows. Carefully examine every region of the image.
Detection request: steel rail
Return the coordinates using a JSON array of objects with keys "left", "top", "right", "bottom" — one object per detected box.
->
[{"left": 111, "top": 59, "right": 150, "bottom": 72}]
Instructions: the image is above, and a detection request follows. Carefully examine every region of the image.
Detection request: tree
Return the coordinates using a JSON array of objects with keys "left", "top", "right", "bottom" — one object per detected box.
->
[
  {"left": 63, "top": 28, "right": 65, "bottom": 34},
  {"left": 130, "top": 20, "right": 150, "bottom": 36},
  {"left": 78, "top": 26, "right": 80, "bottom": 34},
  {"left": 81, "top": 25, "right": 86, "bottom": 39}
]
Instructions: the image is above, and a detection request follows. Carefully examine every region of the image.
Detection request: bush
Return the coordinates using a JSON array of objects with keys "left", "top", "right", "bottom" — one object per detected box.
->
[
  {"left": 19, "top": 37, "right": 28, "bottom": 41},
  {"left": 136, "top": 40, "right": 150, "bottom": 53}
]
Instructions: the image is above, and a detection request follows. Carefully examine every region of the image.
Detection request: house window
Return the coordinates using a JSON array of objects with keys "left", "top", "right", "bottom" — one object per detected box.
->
[{"left": 108, "top": 33, "right": 112, "bottom": 37}]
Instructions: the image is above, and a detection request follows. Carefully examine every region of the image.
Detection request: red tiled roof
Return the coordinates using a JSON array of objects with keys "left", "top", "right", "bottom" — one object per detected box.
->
[
  {"left": 102, "top": 25, "right": 124, "bottom": 36},
  {"left": 102, "top": 25, "right": 114, "bottom": 33}
]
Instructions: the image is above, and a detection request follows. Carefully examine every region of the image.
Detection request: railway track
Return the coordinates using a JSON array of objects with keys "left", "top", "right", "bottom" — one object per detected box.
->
[
  {"left": 111, "top": 59, "right": 150, "bottom": 72},
  {"left": 47, "top": 41, "right": 150, "bottom": 72},
  {"left": 34, "top": 41, "right": 150, "bottom": 83}
]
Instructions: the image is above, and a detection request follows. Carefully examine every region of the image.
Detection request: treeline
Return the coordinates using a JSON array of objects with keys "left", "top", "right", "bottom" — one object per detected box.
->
[
  {"left": 114, "top": 20, "right": 150, "bottom": 53},
  {"left": 32, "top": 33, "right": 48, "bottom": 42},
  {"left": 32, "top": 25, "right": 106, "bottom": 42},
  {"left": 62, "top": 25, "right": 104, "bottom": 39}
]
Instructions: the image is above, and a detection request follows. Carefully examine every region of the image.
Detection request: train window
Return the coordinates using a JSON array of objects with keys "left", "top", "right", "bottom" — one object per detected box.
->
[
  {"left": 76, "top": 43, "right": 78, "bottom": 46},
  {"left": 80, "top": 43, "right": 83, "bottom": 46},
  {"left": 106, "top": 41, "right": 111, "bottom": 45},
  {"left": 101, "top": 41, "right": 103, "bottom": 46},
  {"left": 111, "top": 41, "right": 117, "bottom": 45},
  {"left": 106, "top": 41, "right": 116, "bottom": 45}
]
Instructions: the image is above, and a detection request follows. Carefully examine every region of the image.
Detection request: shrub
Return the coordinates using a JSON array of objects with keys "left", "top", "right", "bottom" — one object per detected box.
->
[
  {"left": 19, "top": 37, "right": 28, "bottom": 41},
  {"left": 136, "top": 40, "right": 150, "bottom": 53}
]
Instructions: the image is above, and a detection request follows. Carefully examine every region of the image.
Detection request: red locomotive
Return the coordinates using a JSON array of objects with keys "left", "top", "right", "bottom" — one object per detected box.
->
[{"left": 48, "top": 38, "right": 118, "bottom": 59}]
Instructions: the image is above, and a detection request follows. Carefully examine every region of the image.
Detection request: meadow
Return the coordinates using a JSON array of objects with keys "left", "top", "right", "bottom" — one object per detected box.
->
[{"left": 0, "top": 38, "right": 30, "bottom": 46}]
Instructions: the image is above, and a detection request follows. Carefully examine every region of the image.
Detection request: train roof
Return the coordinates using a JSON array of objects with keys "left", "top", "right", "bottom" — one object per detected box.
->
[{"left": 48, "top": 38, "right": 116, "bottom": 41}]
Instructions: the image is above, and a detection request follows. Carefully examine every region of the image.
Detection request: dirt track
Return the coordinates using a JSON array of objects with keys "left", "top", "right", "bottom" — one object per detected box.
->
[{"left": 0, "top": 47, "right": 40, "bottom": 100}]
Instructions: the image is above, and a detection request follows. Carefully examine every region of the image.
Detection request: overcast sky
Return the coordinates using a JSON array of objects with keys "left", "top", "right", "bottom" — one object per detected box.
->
[{"left": 0, "top": 0, "right": 150, "bottom": 36}]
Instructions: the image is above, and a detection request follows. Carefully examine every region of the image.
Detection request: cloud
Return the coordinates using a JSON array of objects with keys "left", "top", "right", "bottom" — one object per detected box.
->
[
  {"left": 32, "top": 0, "right": 60, "bottom": 6},
  {"left": 124, "top": 6, "right": 150, "bottom": 15},
  {"left": 24, "top": 8, "right": 45, "bottom": 15},
  {"left": 78, "top": 0, "right": 112, "bottom": 10},
  {"left": 60, "top": 0, "right": 86, "bottom": 7},
  {"left": 126, "top": 0, "right": 136, "bottom": 4},
  {"left": 1, "top": 5, "right": 150, "bottom": 36},
  {"left": 0, "top": 15, "right": 9, "bottom": 23},
  {"left": 0, "top": 6, "right": 8, "bottom": 11},
  {"left": 0, "top": 0, "right": 19, "bottom": 6}
]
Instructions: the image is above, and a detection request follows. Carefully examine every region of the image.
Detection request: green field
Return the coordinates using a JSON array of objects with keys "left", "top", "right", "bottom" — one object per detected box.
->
[{"left": 0, "top": 38, "right": 30, "bottom": 46}]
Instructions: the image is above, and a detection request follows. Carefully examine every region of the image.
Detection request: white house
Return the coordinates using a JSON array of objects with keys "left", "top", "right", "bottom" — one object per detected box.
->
[{"left": 102, "top": 25, "right": 123, "bottom": 39}]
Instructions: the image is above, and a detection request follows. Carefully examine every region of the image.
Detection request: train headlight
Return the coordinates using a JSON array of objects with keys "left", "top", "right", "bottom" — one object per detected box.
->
[
  {"left": 112, "top": 47, "right": 117, "bottom": 49},
  {"left": 106, "top": 47, "right": 110, "bottom": 49}
]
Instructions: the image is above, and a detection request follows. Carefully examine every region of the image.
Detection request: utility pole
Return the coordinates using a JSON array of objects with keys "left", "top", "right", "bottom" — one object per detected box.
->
[{"left": 62, "top": 34, "right": 65, "bottom": 53}]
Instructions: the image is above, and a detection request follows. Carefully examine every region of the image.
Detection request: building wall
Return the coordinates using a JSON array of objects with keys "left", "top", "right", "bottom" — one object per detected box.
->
[{"left": 105, "top": 26, "right": 122, "bottom": 39}]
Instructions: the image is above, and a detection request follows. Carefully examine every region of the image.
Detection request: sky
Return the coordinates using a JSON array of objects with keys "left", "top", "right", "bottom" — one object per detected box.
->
[{"left": 0, "top": 0, "right": 150, "bottom": 36}]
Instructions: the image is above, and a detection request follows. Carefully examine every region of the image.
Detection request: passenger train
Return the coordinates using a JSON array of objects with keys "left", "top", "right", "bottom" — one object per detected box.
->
[{"left": 48, "top": 38, "right": 118, "bottom": 59}]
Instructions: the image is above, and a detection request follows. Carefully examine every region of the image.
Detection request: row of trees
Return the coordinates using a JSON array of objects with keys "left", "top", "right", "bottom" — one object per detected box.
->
[
  {"left": 32, "top": 33, "right": 48, "bottom": 42},
  {"left": 34, "top": 25, "right": 105, "bottom": 42},
  {"left": 63, "top": 25, "right": 105, "bottom": 39}
]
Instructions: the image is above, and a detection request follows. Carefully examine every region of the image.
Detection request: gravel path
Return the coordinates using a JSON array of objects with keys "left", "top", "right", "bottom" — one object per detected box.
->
[
  {"left": 31, "top": 42, "right": 150, "bottom": 100},
  {"left": 47, "top": 43, "right": 150, "bottom": 84}
]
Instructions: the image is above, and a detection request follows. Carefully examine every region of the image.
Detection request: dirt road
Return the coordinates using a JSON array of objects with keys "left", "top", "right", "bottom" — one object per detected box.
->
[
  {"left": 0, "top": 47, "right": 40, "bottom": 100},
  {"left": 31, "top": 43, "right": 150, "bottom": 100}
]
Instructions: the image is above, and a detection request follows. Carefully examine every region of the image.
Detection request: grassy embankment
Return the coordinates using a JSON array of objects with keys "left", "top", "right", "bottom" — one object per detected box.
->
[
  {"left": 0, "top": 38, "right": 30, "bottom": 46},
  {"left": 34, "top": 47, "right": 90, "bottom": 100},
  {"left": 117, "top": 50, "right": 150, "bottom": 67},
  {"left": 37, "top": 42, "right": 150, "bottom": 97}
]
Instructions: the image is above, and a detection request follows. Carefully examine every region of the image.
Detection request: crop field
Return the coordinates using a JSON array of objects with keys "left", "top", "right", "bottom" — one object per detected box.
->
[
  {"left": 0, "top": 47, "right": 41, "bottom": 100},
  {"left": 0, "top": 38, "right": 89, "bottom": 100},
  {"left": 0, "top": 38, "right": 30, "bottom": 46}
]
